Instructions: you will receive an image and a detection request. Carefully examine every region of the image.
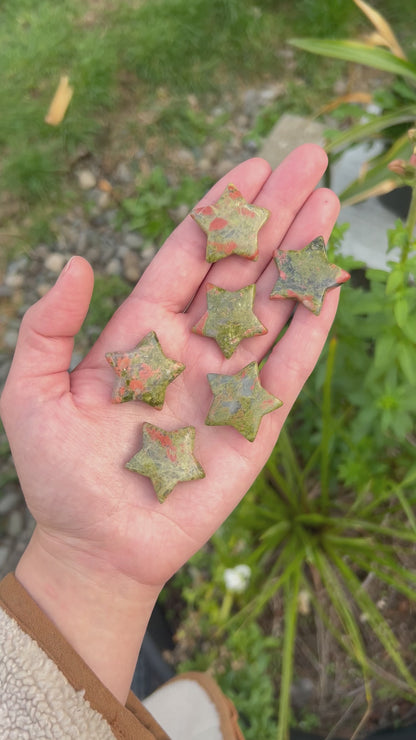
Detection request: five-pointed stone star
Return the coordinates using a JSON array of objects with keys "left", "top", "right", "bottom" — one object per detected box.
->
[
  {"left": 192, "top": 283, "right": 267, "bottom": 359},
  {"left": 270, "top": 236, "right": 350, "bottom": 315},
  {"left": 191, "top": 183, "right": 270, "bottom": 262},
  {"left": 126, "top": 423, "right": 205, "bottom": 503},
  {"left": 105, "top": 331, "right": 185, "bottom": 408},
  {"left": 205, "top": 361, "right": 283, "bottom": 442}
]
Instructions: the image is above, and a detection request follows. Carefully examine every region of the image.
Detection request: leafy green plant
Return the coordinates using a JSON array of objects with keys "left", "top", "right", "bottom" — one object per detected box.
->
[
  {"left": 291, "top": 0, "right": 416, "bottom": 205},
  {"left": 174, "top": 191, "right": 416, "bottom": 739},
  {"left": 119, "top": 168, "right": 213, "bottom": 246}
]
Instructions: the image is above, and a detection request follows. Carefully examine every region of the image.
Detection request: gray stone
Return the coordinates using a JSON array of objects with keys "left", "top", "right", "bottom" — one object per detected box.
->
[
  {"left": 106, "top": 257, "right": 122, "bottom": 276},
  {"left": 170, "top": 204, "right": 189, "bottom": 225},
  {"left": 97, "top": 191, "right": 111, "bottom": 210},
  {"left": 0, "top": 284, "right": 14, "bottom": 298},
  {"left": 0, "top": 490, "right": 20, "bottom": 515},
  {"left": 122, "top": 250, "right": 141, "bottom": 283},
  {"left": 258, "top": 113, "right": 326, "bottom": 170},
  {"left": 7, "top": 509, "right": 24, "bottom": 537},
  {"left": 124, "top": 232, "right": 144, "bottom": 249},
  {"left": 174, "top": 148, "right": 196, "bottom": 168},
  {"left": 36, "top": 282, "right": 53, "bottom": 298},
  {"left": 4, "top": 273, "right": 25, "bottom": 289},
  {"left": 113, "top": 162, "right": 133, "bottom": 184},
  {"left": 7, "top": 257, "right": 28, "bottom": 275},
  {"left": 140, "top": 244, "right": 157, "bottom": 267},
  {"left": 32, "top": 244, "right": 50, "bottom": 260},
  {"left": 197, "top": 157, "right": 211, "bottom": 174},
  {"left": 214, "top": 159, "right": 235, "bottom": 179},
  {"left": 3, "top": 329, "right": 19, "bottom": 349},
  {"left": 0, "top": 546, "right": 9, "bottom": 571}
]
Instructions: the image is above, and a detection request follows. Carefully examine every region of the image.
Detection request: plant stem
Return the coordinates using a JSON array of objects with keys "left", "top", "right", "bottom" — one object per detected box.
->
[
  {"left": 404, "top": 183, "right": 416, "bottom": 259},
  {"left": 320, "top": 337, "right": 337, "bottom": 511},
  {"left": 219, "top": 591, "right": 233, "bottom": 622},
  {"left": 277, "top": 565, "right": 301, "bottom": 740}
]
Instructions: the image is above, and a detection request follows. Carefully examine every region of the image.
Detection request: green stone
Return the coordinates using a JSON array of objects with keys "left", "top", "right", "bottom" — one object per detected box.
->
[
  {"left": 105, "top": 331, "right": 185, "bottom": 408},
  {"left": 270, "top": 236, "right": 351, "bottom": 315},
  {"left": 205, "top": 361, "right": 283, "bottom": 442},
  {"left": 126, "top": 423, "right": 205, "bottom": 502},
  {"left": 191, "top": 183, "right": 270, "bottom": 262},
  {"left": 192, "top": 283, "right": 267, "bottom": 358}
]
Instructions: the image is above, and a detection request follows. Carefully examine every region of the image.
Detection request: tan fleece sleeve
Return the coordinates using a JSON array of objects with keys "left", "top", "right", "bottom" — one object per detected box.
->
[{"left": 0, "top": 573, "right": 169, "bottom": 740}]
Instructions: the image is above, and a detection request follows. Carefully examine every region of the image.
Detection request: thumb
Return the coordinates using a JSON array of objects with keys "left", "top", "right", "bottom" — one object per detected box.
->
[{"left": 1, "top": 256, "right": 94, "bottom": 403}]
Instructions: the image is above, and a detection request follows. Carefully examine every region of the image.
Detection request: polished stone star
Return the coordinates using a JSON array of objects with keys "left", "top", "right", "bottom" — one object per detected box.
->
[
  {"left": 192, "top": 283, "right": 267, "bottom": 359},
  {"left": 126, "top": 423, "right": 205, "bottom": 502},
  {"left": 191, "top": 183, "right": 270, "bottom": 262},
  {"left": 270, "top": 236, "right": 350, "bottom": 315},
  {"left": 205, "top": 361, "right": 283, "bottom": 442},
  {"left": 105, "top": 331, "right": 185, "bottom": 408}
]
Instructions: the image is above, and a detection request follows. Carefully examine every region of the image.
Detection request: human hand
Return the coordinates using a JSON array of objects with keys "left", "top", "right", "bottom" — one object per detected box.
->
[{"left": 0, "top": 145, "right": 340, "bottom": 700}]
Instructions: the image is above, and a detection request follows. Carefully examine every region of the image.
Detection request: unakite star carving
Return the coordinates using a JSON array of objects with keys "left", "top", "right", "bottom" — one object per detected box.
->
[
  {"left": 126, "top": 423, "right": 205, "bottom": 503},
  {"left": 105, "top": 331, "right": 185, "bottom": 408},
  {"left": 192, "top": 283, "right": 267, "bottom": 359},
  {"left": 205, "top": 361, "right": 283, "bottom": 442},
  {"left": 270, "top": 236, "right": 350, "bottom": 315},
  {"left": 191, "top": 184, "right": 270, "bottom": 262}
]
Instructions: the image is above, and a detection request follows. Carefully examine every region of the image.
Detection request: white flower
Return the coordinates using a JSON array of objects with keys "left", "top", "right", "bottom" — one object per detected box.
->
[{"left": 223, "top": 564, "right": 251, "bottom": 593}]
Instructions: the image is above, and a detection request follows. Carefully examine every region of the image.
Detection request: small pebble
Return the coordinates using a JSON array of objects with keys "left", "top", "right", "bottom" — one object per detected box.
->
[
  {"left": 122, "top": 250, "right": 141, "bottom": 282},
  {"left": 0, "top": 546, "right": 9, "bottom": 570},
  {"left": 36, "top": 282, "right": 53, "bottom": 298},
  {"left": 5, "top": 273, "right": 25, "bottom": 289},
  {"left": 97, "top": 191, "right": 111, "bottom": 210},
  {"left": 0, "top": 490, "right": 20, "bottom": 515},
  {"left": 214, "top": 159, "right": 235, "bottom": 179},
  {"left": 124, "top": 232, "right": 144, "bottom": 249},
  {"left": 0, "top": 284, "right": 14, "bottom": 298},
  {"left": 45, "top": 252, "right": 67, "bottom": 274},
  {"left": 113, "top": 162, "right": 133, "bottom": 184},
  {"left": 3, "top": 330, "right": 19, "bottom": 349},
  {"left": 7, "top": 509, "right": 24, "bottom": 537},
  {"left": 77, "top": 169, "right": 97, "bottom": 190},
  {"left": 140, "top": 244, "right": 157, "bottom": 266},
  {"left": 106, "top": 257, "right": 122, "bottom": 276}
]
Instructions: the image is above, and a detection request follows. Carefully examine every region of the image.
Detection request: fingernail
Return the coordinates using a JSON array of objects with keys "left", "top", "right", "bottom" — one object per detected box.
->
[{"left": 57, "top": 256, "right": 75, "bottom": 281}]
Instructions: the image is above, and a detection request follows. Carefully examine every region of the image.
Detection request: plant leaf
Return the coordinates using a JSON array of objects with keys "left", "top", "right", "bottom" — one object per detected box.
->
[
  {"left": 312, "top": 549, "right": 371, "bottom": 673},
  {"left": 394, "top": 297, "right": 409, "bottom": 328},
  {"left": 353, "top": 0, "right": 407, "bottom": 59},
  {"left": 327, "top": 126, "right": 413, "bottom": 207},
  {"left": 277, "top": 566, "right": 302, "bottom": 740},
  {"left": 290, "top": 39, "right": 416, "bottom": 82},
  {"left": 329, "top": 547, "right": 416, "bottom": 690},
  {"left": 397, "top": 341, "right": 416, "bottom": 384},
  {"left": 325, "top": 106, "right": 416, "bottom": 154}
]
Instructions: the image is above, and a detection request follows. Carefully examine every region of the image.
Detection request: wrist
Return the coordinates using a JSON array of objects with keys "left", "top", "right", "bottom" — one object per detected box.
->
[{"left": 15, "top": 526, "right": 160, "bottom": 704}]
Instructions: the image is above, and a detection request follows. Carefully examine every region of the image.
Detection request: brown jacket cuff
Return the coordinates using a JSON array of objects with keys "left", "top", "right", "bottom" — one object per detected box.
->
[{"left": 0, "top": 572, "right": 169, "bottom": 740}]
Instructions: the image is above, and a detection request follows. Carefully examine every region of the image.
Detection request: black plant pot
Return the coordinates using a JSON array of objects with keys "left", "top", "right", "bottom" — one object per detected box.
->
[
  {"left": 291, "top": 726, "right": 416, "bottom": 740},
  {"left": 379, "top": 185, "right": 412, "bottom": 221}
]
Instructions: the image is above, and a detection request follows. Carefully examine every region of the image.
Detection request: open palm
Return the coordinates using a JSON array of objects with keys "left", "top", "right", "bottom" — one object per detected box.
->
[{"left": 1, "top": 146, "right": 340, "bottom": 591}]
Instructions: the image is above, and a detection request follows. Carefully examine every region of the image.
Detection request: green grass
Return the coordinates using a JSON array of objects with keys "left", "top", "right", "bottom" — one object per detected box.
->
[
  {"left": 0, "top": 0, "right": 366, "bottom": 208},
  {"left": 2, "top": 0, "right": 415, "bottom": 210}
]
